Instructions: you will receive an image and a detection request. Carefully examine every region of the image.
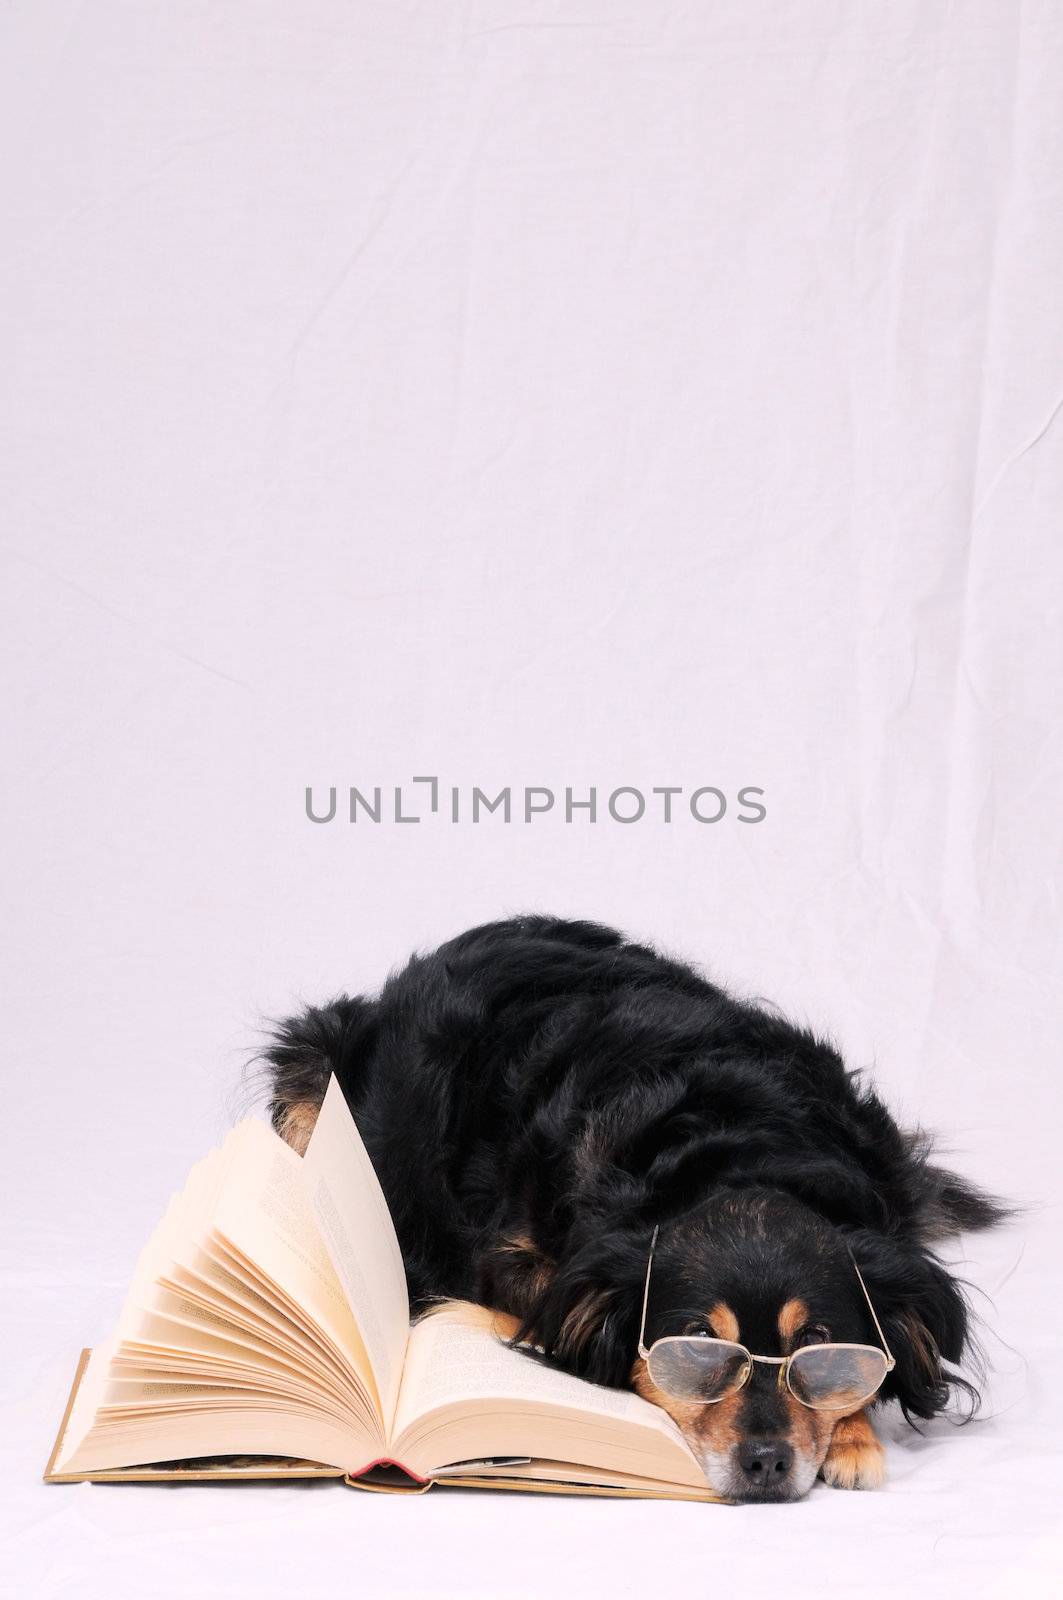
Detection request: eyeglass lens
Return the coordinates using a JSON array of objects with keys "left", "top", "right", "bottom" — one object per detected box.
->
[
  {"left": 786, "top": 1345, "right": 888, "bottom": 1409},
  {"left": 646, "top": 1339, "right": 749, "bottom": 1402}
]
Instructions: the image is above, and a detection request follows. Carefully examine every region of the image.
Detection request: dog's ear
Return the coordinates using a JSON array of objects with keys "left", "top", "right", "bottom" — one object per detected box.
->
[
  {"left": 914, "top": 1159, "right": 1014, "bottom": 1243},
  {"left": 848, "top": 1231, "right": 979, "bottom": 1422},
  {"left": 510, "top": 1228, "right": 649, "bottom": 1388}
]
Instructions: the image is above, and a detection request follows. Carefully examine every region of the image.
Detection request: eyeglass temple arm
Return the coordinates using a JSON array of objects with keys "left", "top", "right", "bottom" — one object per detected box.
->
[
  {"left": 848, "top": 1248, "right": 896, "bottom": 1370},
  {"left": 637, "top": 1225, "right": 660, "bottom": 1358}
]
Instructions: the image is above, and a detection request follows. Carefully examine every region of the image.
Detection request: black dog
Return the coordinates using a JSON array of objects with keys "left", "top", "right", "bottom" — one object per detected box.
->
[{"left": 263, "top": 915, "right": 1007, "bottom": 1500}]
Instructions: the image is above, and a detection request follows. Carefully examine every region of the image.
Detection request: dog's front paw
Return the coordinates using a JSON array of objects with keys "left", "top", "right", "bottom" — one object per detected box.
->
[{"left": 821, "top": 1410, "right": 886, "bottom": 1490}]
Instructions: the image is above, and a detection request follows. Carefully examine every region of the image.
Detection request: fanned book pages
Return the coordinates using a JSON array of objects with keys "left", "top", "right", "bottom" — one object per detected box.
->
[{"left": 45, "top": 1078, "right": 723, "bottom": 1501}]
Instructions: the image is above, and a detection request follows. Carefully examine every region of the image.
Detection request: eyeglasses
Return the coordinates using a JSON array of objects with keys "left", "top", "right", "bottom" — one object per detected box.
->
[{"left": 636, "top": 1226, "right": 896, "bottom": 1412}]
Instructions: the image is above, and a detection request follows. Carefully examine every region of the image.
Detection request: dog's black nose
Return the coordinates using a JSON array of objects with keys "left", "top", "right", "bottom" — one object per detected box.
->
[{"left": 737, "top": 1439, "right": 794, "bottom": 1486}]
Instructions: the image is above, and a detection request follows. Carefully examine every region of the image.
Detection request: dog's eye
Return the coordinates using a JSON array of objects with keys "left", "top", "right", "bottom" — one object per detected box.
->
[{"left": 796, "top": 1324, "right": 832, "bottom": 1346}]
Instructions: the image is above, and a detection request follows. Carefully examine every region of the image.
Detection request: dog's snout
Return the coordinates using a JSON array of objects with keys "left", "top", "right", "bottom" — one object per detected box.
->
[{"left": 736, "top": 1438, "right": 794, "bottom": 1487}]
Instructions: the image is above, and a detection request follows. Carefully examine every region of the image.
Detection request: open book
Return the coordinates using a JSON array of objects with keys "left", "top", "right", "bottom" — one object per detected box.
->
[{"left": 46, "top": 1077, "right": 721, "bottom": 1501}]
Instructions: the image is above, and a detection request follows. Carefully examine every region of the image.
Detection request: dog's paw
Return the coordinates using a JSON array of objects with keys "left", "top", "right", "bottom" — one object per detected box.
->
[
  {"left": 485, "top": 1306, "right": 524, "bottom": 1342},
  {"left": 820, "top": 1412, "right": 887, "bottom": 1490}
]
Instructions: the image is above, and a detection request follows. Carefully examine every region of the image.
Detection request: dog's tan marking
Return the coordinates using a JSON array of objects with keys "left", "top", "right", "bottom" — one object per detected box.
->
[
  {"left": 277, "top": 1100, "right": 320, "bottom": 1156},
  {"left": 484, "top": 1305, "right": 523, "bottom": 1342},
  {"left": 557, "top": 1286, "right": 613, "bottom": 1356},
  {"left": 821, "top": 1407, "right": 886, "bottom": 1490},
  {"left": 784, "top": 1388, "right": 835, "bottom": 1479},
  {"left": 631, "top": 1355, "right": 744, "bottom": 1458},
  {"left": 420, "top": 1300, "right": 523, "bottom": 1342},
  {"left": 778, "top": 1298, "right": 808, "bottom": 1347},
  {"left": 707, "top": 1301, "right": 740, "bottom": 1342},
  {"left": 500, "top": 1234, "right": 556, "bottom": 1299},
  {"left": 478, "top": 1232, "right": 557, "bottom": 1320}
]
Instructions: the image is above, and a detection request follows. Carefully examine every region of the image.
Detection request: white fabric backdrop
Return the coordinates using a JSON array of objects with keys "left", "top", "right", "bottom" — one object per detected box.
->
[{"left": 2, "top": 2, "right": 1061, "bottom": 1594}]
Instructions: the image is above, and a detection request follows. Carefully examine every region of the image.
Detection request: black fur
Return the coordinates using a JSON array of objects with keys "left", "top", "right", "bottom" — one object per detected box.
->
[{"left": 262, "top": 915, "right": 1008, "bottom": 1428}]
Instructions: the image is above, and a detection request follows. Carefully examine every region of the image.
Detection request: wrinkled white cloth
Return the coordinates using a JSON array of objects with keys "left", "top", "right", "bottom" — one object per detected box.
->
[{"left": 2, "top": 2, "right": 1061, "bottom": 1595}]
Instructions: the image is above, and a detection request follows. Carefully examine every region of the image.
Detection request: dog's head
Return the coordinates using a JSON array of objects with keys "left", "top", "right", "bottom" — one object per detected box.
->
[
  {"left": 631, "top": 1192, "right": 901, "bottom": 1500},
  {"left": 521, "top": 1185, "right": 986, "bottom": 1503}
]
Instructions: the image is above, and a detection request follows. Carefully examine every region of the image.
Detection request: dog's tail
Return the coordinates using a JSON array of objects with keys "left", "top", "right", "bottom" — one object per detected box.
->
[{"left": 260, "top": 995, "right": 376, "bottom": 1153}]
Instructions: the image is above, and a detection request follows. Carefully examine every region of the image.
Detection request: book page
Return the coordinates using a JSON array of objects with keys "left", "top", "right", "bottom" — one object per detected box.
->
[
  {"left": 209, "top": 1119, "right": 378, "bottom": 1415},
  {"left": 430, "top": 1459, "right": 721, "bottom": 1498},
  {"left": 300, "top": 1076, "right": 409, "bottom": 1431},
  {"left": 53, "top": 1333, "right": 370, "bottom": 1477},
  {"left": 394, "top": 1304, "right": 652, "bottom": 1429},
  {"left": 390, "top": 1304, "right": 708, "bottom": 1488},
  {"left": 51, "top": 1117, "right": 383, "bottom": 1476}
]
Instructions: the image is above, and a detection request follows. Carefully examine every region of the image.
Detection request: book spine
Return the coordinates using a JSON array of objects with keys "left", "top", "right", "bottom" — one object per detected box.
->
[{"left": 345, "top": 1458, "right": 432, "bottom": 1491}]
